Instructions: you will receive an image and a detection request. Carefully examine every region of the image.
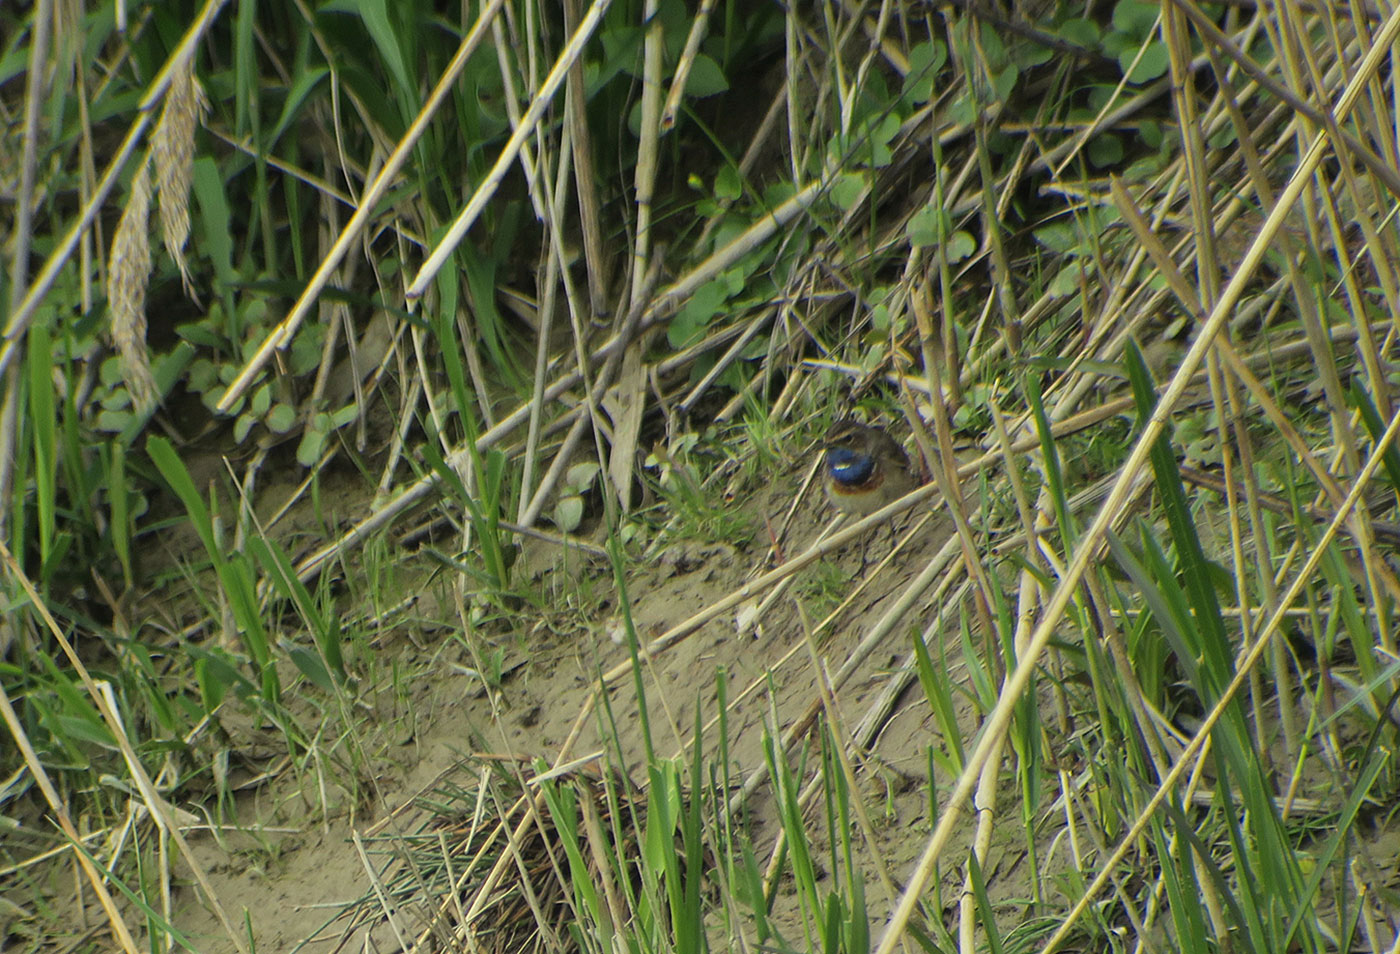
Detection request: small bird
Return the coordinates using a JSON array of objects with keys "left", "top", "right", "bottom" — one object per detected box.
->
[{"left": 821, "top": 419, "right": 919, "bottom": 516}]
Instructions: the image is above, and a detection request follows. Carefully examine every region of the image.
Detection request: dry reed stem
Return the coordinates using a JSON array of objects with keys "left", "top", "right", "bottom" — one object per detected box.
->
[
  {"left": 517, "top": 121, "right": 571, "bottom": 523},
  {"left": 491, "top": 16, "right": 545, "bottom": 221},
  {"left": 659, "top": 0, "right": 715, "bottom": 132},
  {"left": 562, "top": 0, "right": 610, "bottom": 318}
]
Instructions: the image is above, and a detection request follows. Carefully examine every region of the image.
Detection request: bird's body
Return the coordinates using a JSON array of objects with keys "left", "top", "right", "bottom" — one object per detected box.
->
[{"left": 821, "top": 420, "right": 918, "bottom": 516}]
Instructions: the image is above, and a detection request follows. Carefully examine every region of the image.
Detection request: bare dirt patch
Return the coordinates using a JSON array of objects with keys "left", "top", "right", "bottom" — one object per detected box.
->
[{"left": 159, "top": 447, "right": 999, "bottom": 954}]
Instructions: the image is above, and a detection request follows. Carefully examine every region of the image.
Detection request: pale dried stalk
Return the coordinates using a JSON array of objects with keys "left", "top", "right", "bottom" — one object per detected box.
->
[
  {"left": 562, "top": 0, "right": 609, "bottom": 317},
  {"left": 658, "top": 0, "right": 716, "bottom": 132}
]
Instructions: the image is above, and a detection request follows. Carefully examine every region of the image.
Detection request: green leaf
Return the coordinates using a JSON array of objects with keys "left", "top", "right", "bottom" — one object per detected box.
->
[
  {"left": 269, "top": 68, "right": 329, "bottom": 146},
  {"left": 234, "top": 413, "right": 256, "bottom": 443},
  {"left": 1034, "top": 221, "right": 1080, "bottom": 253},
  {"left": 946, "top": 230, "right": 976, "bottom": 262},
  {"left": 100, "top": 354, "right": 123, "bottom": 387},
  {"left": 266, "top": 403, "right": 296, "bottom": 433},
  {"left": 289, "top": 324, "right": 324, "bottom": 374},
  {"left": 1208, "top": 121, "right": 1237, "bottom": 149},
  {"left": 948, "top": 92, "right": 976, "bottom": 127},
  {"left": 285, "top": 644, "right": 336, "bottom": 692},
  {"left": 1047, "top": 263, "right": 1081, "bottom": 298},
  {"left": 247, "top": 534, "right": 345, "bottom": 684},
  {"left": 902, "top": 41, "right": 947, "bottom": 104},
  {"left": 566, "top": 461, "right": 600, "bottom": 490},
  {"left": 906, "top": 207, "right": 940, "bottom": 248},
  {"left": 28, "top": 324, "right": 56, "bottom": 569},
  {"left": 1349, "top": 383, "right": 1400, "bottom": 502},
  {"left": 192, "top": 157, "right": 234, "bottom": 286},
  {"left": 297, "top": 427, "right": 326, "bottom": 467},
  {"left": 829, "top": 172, "right": 867, "bottom": 211},
  {"left": 554, "top": 495, "right": 584, "bottom": 532},
  {"left": 1088, "top": 133, "right": 1124, "bottom": 167},
  {"left": 668, "top": 278, "right": 727, "bottom": 348},
  {"left": 1121, "top": 41, "right": 1169, "bottom": 82},
  {"left": 109, "top": 442, "right": 132, "bottom": 585},
  {"left": 322, "top": 0, "right": 413, "bottom": 106},
  {"left": 97, "top": 409, "right": 132, "bottom": 432},
  {"left": 147, "top": 437, "right": 219, "bottom": 560},
  {"left": 1113, "top": 0, "right": 1160, "bottom": 37},
  {"left": 1057, "top": 18, "right": 1100, "bottom": 48},
  {"left": 993, "top": 63, "right": 1018, "bottom": 103},
  {"left": 187, "top": 358, "right": 217, "bottom": 392},
  {"left": 866, "top": 112, "right": 901, "bottom": 167},
  {"left": 715, "top": 164, "right": 741, "bottom": 201},
  {"left": 684, "top": 54, "right": 728, "bottom": 97}
]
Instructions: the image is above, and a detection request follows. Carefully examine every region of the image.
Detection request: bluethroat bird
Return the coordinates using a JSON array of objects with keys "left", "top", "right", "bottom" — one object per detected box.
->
[{"left": 821, "top": 419, "right": 919, "bottom": 516}]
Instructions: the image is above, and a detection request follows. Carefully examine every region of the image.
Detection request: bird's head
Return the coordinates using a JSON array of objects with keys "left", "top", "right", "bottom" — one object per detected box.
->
[{"left": 822, "top": 419, "right": 881, "bottom": 456}]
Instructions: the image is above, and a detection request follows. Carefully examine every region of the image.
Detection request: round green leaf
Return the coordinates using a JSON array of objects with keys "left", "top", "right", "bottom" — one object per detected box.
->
[
  {"left": 684, "top": 54, "right": 729, "bottom": 97},
  {"left": 1112, "top": 0, "right": 1160, "bottom": 37},
  {"left": 903, "top": 41, "right": 947, "bottom": 104},
  {"left": 1034, "top": 222, "right": 1079, "bottom": 254},
  {"left": 1121, "top": 41, "right": 1169, "bottom": 82},
  {"left": 907, "top": 207, "right": 941, "bottom": 248},
  {"left": 946, "top": 231, "right": 976, "bottom": 263},
  {"left": 566, "top": 461, "right": 600, "bottom": 490},
  {"left": 1088, "top": 133, "right": 1124, "bottom": 167},
  {"left": 297, "top": 428, "right": 326, "bottom": 467},
  {"left": 1058, "top": 18, "right": 1100, "bottom": 48},
  {"left": 830, "top": 172, "right": 868, "bottom": 212},
  {"left": 554, "top": 494, "right": 584, "bottom": 533},
  {"left": 96, "top": 408, "right": 131, "bottom": 432},
  {"left": 266, "top": 403, "right": 297, "bottom": 434},
  {"left": 234, "top": 413, "right": 256, "bottom": 444},
  {"left": 715, "top": 165, "right": 741, "bottom": 201}
]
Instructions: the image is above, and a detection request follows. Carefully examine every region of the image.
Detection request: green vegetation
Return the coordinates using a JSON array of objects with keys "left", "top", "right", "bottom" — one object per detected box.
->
[{"left": 3, "top": 1, "right": 1399, "bottom": 953}]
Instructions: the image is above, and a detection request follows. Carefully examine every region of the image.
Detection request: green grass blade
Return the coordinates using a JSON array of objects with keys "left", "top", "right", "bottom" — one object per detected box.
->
[
  {"left": 146, "top": 436, "right": 277, "bottom": 702},
  {"left": 913, "top": 630, "right": 965, "bottom": 771},
  {"left": 27, "top": 322, "right": 56, "bottom": 576}
]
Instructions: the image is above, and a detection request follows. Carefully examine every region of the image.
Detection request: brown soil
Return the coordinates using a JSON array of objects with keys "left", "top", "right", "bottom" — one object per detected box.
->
[{"left": 155, "top": 446, "right": 1008, "bottom": 954}]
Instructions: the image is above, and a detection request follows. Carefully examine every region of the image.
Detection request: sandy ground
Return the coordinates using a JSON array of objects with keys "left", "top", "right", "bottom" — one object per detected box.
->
[{"left": 153, "top": 444, "right": 1035, "bottom": 954}]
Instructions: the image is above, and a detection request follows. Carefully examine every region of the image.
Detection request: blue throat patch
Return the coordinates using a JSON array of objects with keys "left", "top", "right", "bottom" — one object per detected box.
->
[{"left": 826, "top": 448, "right": 876, "bottom": 487}]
